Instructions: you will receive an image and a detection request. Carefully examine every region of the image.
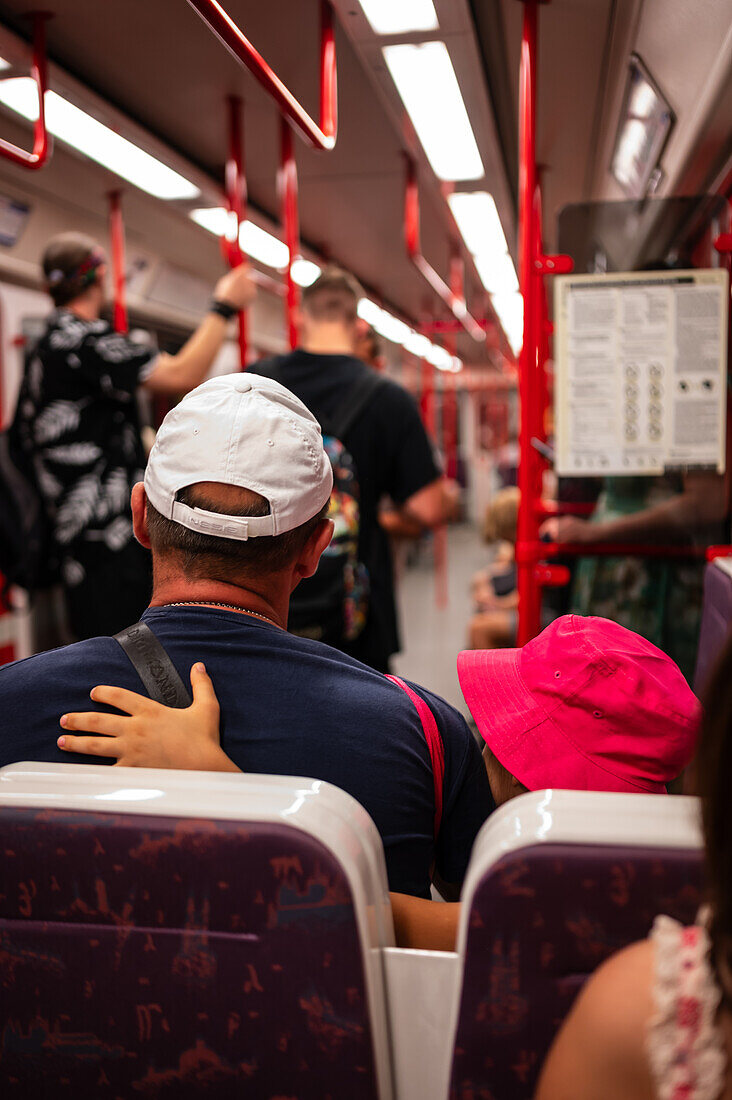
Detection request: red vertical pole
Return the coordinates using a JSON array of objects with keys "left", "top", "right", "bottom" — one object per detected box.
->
[
  {"left": 420, "top": 356, "right": 435, "bottom": 431},
  {"left": 431, "top": 364, "right": 448, "bottom": 609},
  {"left": 226, "top": 95, "right": 248, "bottom": 368},
  {"left": 319, "top": 0, "right": 337, "bottom": 141},
  {"left": 516, "top": 0, "right": 542, "bottom": 645},
  {"left": 108, "top": 190, "right": 128, "bottom": 334},
  {"left": 447, "top": 251, "right": 463, "bottom": 479},
  {"left": 280, "top": 119, "right": 300, "bottom": 350},
  {"left": 534, "top": 183, "right": 550, "bottom": 444}
]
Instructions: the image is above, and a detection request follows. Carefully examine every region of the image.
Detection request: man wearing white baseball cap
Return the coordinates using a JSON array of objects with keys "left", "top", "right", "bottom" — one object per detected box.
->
[{"left": 0, "top": 373, "right": 492, "bottom": 899}]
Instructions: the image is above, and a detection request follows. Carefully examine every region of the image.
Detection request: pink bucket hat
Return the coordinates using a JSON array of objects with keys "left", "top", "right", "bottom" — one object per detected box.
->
[{"left": 457, "top": 615, "right": 701, "bottom": 795}]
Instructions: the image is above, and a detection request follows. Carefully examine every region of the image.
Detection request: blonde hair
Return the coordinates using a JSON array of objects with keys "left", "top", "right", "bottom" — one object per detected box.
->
[{"left": 483, "top": 487, "right": 520, "bottom": 544}]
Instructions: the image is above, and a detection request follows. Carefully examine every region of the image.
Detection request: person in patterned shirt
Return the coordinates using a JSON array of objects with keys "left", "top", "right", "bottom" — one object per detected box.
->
[{"left": 16, "top": 231, "right": 255, "bottom": 640}]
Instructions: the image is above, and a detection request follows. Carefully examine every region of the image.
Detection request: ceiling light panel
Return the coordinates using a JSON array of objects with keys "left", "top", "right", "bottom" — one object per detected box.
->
[
  {"left": 382, "top": 42, "right": 484, "bottom": 182},
  {"left": 473, "top": 252, "right": 518, "bottom": 295},
  {"left": 239, "top": 221, "right": 289, "bottom": 269},
  {"left": 492, "top": 292, "right": 523, "bottom": 356},
  {"left": 447, "top": 189, "right": 519, "bottom": 349},
  {"left": 190, "top": 208, "right": 290, "bottom": 270},
  {"left": 190, "top": 207, "right": 230, "bottom": 236},
  {"left": 404, "top": 331, "right": 431, "bottom": 358},
  {"left": 448, "top": 192, "right": 507, "bottom": 256},
  {"left": 290, "top": 259, "right": 321, "bottom": 287},
  {"left": 0, "top": 79, "right": 199, "bottom": 200},
  {"left": 358, "top": 298, "right": 459, "bottom": 366},
  {"left": 357, "top": 0, "right": 439, "bottom": 35}
]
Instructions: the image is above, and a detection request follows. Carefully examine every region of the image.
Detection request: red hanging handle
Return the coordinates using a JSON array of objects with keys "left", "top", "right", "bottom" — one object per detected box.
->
[
  {"left": 279, "top": 120, "right": 300, "bottom": 351},
  {"left": 0, "top": 12, "right": 51, "bottom": 171},
  {"left": 107, "top": 190, "right": 128, "bottom": 334},
  {"left": 185, "top": 0, "right": 337, "bottom": 151},
  {"left": 405, "top": 157, "right": 486, "bottom": 345},
  {"left": 224, "top": 95, "right": 248, "bottom": 368}
]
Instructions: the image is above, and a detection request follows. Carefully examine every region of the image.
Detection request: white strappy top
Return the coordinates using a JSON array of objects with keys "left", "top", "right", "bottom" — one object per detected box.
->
[{"left": 647, "top": 914, "right": 727, "bottom": 1100}]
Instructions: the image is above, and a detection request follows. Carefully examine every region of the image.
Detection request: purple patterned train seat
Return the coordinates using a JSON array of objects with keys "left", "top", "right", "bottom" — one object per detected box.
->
[
  {"left": 0, "top": 762, "right": 395, "bottom": 1099},
  {"left": 694, "top": 558, "right": 732, "bottom": 694},
  {"left": 448, "top": 790, "right": 703, "bottom": 1100}
]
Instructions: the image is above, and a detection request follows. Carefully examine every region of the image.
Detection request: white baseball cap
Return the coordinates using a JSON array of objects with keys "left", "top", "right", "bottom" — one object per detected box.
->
[{"left": 144, "top": 373, "right": 333, "bottom": 540}]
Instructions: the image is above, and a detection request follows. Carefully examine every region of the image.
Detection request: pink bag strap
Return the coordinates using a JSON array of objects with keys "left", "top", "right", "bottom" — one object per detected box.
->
[{"left": 386, "top": 674, "right": 444, "bottom": 837}]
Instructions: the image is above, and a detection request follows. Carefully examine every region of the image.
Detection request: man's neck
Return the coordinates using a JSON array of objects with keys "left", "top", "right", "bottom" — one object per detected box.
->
[
  {"left": 67, "top": 296, "right": 101, "bottom": 322},
  {"left": 301, "top": 328, "right": 355, "bottom": 356},
  {"left": 149, "top": 576, "right": 288, "bottom": 630}
]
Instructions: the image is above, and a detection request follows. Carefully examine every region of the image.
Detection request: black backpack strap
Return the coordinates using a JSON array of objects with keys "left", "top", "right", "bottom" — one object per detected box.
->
[
  {"left": 114, "top": 622, "right": 192, "bottom": 708},
  {"left": 325, "top": 372, "right": 385, "bottom": 440}
]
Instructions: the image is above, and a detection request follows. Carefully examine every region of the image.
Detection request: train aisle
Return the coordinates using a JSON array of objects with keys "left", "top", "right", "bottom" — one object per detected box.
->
[{"left": 393, "top": 524, "right": 487, "bottom": 720}]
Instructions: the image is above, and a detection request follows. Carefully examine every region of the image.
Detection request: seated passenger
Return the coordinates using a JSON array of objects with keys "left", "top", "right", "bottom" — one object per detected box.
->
[
  {"left": 459, "top": 614, "right": 699, "bottom": 805},
  {"left": 469, "top": 487, "right": 519, "bottom": 651},
  {"left": 393, "top": 615, "right": 700, "bottom": 948},
  {"left": 57, "top": 614, "right": 699, "bottom": 949},
  {"left": 536, "top": 629, "right": 732, "bottom": 1100},
  {"left": 0, "top": 373, "right": 492, "bottom": 900}
]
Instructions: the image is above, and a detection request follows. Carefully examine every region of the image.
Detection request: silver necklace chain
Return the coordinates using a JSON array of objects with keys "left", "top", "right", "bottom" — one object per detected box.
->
[{"left": 165, "top": 601, "right": 280, "bottom": 628}]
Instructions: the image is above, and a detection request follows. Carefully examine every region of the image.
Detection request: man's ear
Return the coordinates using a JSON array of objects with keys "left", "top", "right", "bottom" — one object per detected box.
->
[
  {"left": 131, "top": 482, "right": 152, "bottom": 549},
  {"left": 294, "top": 519, "right": 334, "bottom": 582}
]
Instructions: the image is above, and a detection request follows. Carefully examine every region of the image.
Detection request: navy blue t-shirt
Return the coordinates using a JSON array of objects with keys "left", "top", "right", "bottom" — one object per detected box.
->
[{"left": 0, "top": 606, "right": 493, "bottom": 897}]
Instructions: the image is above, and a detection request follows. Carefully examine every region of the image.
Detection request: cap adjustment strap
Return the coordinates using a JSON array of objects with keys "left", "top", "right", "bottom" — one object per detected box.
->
[{"left": 170, "top": 501, "right": 276, "bottom": 541}]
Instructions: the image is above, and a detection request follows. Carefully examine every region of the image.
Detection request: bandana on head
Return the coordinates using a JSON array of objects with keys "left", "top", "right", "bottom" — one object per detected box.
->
[{"left": 47, "top": 248, "right": 104, "bottom": 296}]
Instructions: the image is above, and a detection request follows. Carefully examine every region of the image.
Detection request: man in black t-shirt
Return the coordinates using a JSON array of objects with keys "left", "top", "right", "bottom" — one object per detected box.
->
[
  {"left": 255, "top": 267, "right": 455, "bottom": 672},
  {"left": 17, "top": 232, "right": 255, "bottom": 640}
]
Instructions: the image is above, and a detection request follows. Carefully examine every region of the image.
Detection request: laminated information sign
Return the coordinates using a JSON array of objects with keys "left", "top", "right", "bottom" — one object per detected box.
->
[{"left": 554, "top": 269, "right": 728, "bottom": 476}]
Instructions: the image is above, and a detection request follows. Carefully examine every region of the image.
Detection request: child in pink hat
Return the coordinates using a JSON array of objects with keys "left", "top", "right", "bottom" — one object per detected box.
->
[
  {"left": 458, "top": 613, "right": 700, "bottom": 807},
  {"left": 386, "top": 616, "right": 700, "bottom": 949}
]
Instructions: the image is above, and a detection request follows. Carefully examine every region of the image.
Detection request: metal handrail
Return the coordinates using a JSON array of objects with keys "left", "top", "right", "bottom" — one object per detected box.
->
[
  {"left": 404, "top": 157, "right": 486, "bottom": 344},
  {"left": 185, "top": 0, "right": 337, "bottom": 150},
  {"left": 520, "top": 541, "right": 710, "bottom": 562},
  {"left": 0, "top": 13, "right": 50, "bottom": 170}
]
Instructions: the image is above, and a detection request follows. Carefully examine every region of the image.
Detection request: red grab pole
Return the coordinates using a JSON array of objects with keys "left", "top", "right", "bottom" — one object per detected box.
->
[
  {"left": 108, "top": 190, "right": 128, "bottom": 334},
  {"left": 279, "top": 120, "right": 300, "bottom": 350},
  {"left": 185, "top": 0, "right": 337, "bottom": 151},
  {"left": 404, "top": 157, "right": 486, "bottom": 345},
  {"left": 516, "top": 0, "right": 541, "bottom": 645},
  {"left": 225, "top": 95, "right": 248, "bottom": 368},
  {"left": 0, "top": 12, "right": 50, "bottom": 171},
  {"left": 515, "top": 0, "right": 574, "bottom": 644}
]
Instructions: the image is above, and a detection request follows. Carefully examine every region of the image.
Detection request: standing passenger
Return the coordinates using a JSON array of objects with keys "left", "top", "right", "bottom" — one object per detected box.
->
[
  {"left": 255, "top": 266, "right": 455, "bottom": 672},
  {"left": 541, "top": 470, "right": 728, "bottom": 683},
  {"left": 16, "top": 232, "right": 255, "bottom": 640}
]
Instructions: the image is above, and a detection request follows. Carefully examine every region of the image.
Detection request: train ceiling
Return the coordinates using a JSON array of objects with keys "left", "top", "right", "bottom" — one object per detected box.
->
[{"left": 0, "top": 0, "right": 728, "bottom": 363}]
